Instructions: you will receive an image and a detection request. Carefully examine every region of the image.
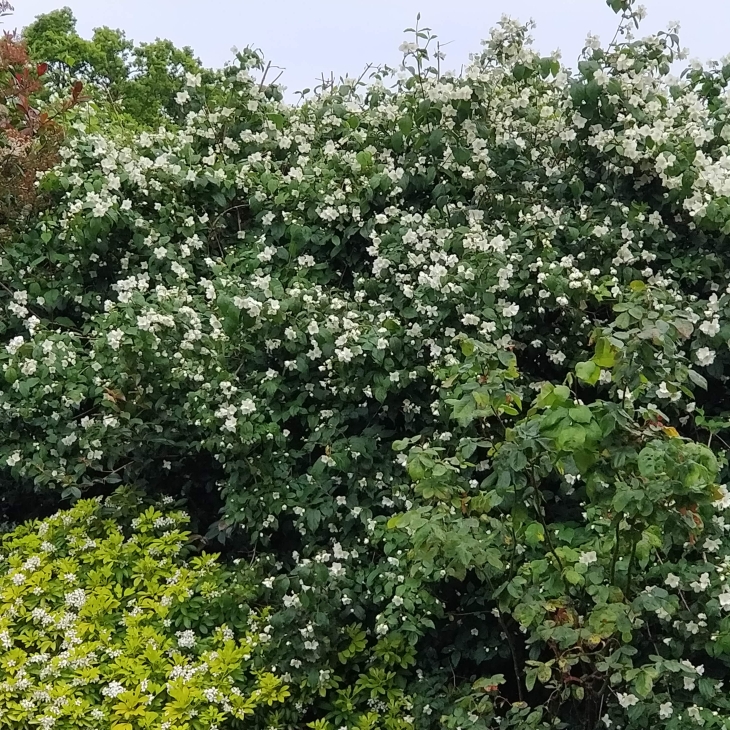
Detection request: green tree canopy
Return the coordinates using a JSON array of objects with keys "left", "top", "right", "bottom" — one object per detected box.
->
[{"left": 23, "top": 7, "right": 205, "bottom": 126}]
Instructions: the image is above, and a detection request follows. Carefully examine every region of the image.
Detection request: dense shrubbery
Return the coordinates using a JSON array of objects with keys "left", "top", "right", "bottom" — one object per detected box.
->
[
  {"left": 6, "top": 0, "right": 730, "bottom": 727},
  {"left": 0, "top": 491, "right": 288, "bottom": 729}
]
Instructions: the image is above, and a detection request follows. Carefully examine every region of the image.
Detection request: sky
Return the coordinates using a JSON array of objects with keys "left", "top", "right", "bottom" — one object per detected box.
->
[{"left": 8, "top": 0, "right": 730, "bottom": 96}]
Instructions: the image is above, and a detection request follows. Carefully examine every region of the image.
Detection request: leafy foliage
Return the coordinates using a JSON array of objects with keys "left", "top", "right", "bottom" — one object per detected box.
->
[
  {"left": 4, "top": 0, "right": 730, "bottom": 727},
  {"left": 23, "top": 7, "right": 205, "bottom": 127},
  {"left": 0, "top": 492, "right": 288, "bottom": 729},
  {"left": 0, "top": 9, "right": 82, "bottom": 236}
]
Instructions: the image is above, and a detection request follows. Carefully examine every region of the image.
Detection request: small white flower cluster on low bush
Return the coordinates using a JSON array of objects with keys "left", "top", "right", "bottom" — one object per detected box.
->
[{"left": 0, "top": 492, "right": 288, "bottom": 729}]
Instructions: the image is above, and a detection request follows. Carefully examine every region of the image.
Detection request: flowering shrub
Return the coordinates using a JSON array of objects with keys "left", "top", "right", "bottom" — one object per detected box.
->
[
  {"left": 5, "top": 0, "right": 730, "bottom": 726},
  {"left": 0, "top": 491, "right": 288, "bottom": 729}
]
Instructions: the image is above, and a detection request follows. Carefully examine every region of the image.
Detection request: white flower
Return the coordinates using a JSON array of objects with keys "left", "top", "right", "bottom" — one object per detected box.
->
[
  {"left": 718, "top": 591, "right": 730, "bottom": 610},
  {"left": 656, "top": 382, "right": 672, "bottom": 399},
  {"left": 665, "top": 573, "right": 680, "bottom": 589},
  {"left": 64, "top": 588, "right": 86, "bottom": 609},
  {"left": 92, "top": 201, "right": 110, "bottom": 218},
  {"left": 185, "top": 72, "right": 201, "bottom": 87},
  {"left": 696, "top": 347, "right": 715, "bottom": 366},
  {"left": 101, "top": 681, "right": 125, "bottom": 698},
  {"left": 107, "top": 329, "right": 124, "bottom": 351},
  {"left": 548, "top": 350, "right": 566, "bottom": 365},
  {"left": 700, "top": 319, "right": 720, "bottom": 336},
  {"left": 659, "top": 702, "right": 673, "bottom": 719},
  {"left": 6, "top": 335, "right": 24, "bottom": 355},
  {"left": 502, "top": 303, "right": 519, "bottom": 318},
  {"left": 715, "top": 485, "right": 730, "bottom": 511},
  {"left": 240, "top": 398, "right": 256, "bottom": 415},
  {"left": 176, "top": 629, "right": 196, "bottom": 648},
  {"left": 6, "top": 451, "right": 21, "bottom": 467},
  {"left": 175, "top": 90, "right": 190, "bottom": 105},
  {"left": 579, "top": 551, "right": 597, "bottom": 565},
  {"left": 335, "top": 347, "right": 354, "bottom": 363},
  {"left": 687, "top": 705, "right": 703, "bottom": 723},
  {"left": 20, "top": 359, "right": 37, "bottom": 376},
  {"left": 691, "top": 572, "right": 711, "bottom": 593},
  {"left": 617, "top": 693, "right": 638, "bottom": 708},
  {"left": 23, "top": 556, "right": 41, "bottom": 572}
]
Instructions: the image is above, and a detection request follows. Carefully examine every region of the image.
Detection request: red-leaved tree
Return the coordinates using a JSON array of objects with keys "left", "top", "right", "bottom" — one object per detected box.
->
[{"left": 0, "top": 0, "right": 84, "bottom": 234}]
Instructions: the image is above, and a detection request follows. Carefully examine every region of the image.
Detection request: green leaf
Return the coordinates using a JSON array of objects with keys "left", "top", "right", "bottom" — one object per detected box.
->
[
  {"left": 564, "top": 569, "right": 582, "bottom": 585},
  {"left": 634, "top": 670, "right": 654, "bottom": 698},
  {"left": 569, "top": 178, "right": 584, "bottom": 198},
  {"left": 569, "top": 405, "right": 593, "bottom": 424},
  {"left": 613, "top": 490, "right": 633, "bottom": 512},
  {"left": 675, "top": 318, "right": 694, "bottom": 339},
  {"left": 525, "top": 670, "right": 537, "bottom": 692},
  {"left": 606, "top": 0, "right": 630, "bottom": 13},
  {"left": 594, "top": 338, "right": 617, "bottom": 368},
  {"left": 575, "top": 360, "right": 600, "bottom": 385},
  {"left": 637, "top": 446, "right": 658, "bottom": 478},
  {"left": 356, "top": 150, "right": 373, "bottom": 167},
  {"left": 450, "top": 397, "right": 476, "bottom": 426},
  {"left": 688, "top": 369, "right": 708, "bottom": 390},
  {"left": 525, "top": 522, "right": 545, "bottom": 547},
  {"left": 537, "top": 664, "right": 552, "bottom": 683},
  {"left": 556, "top": 426, "right": 586, "bottom": 451},
  {"left": 460, "top": 339, "right": 475, "bottom": 356},
  {"left": 398, "top": 115, "right": 413, "bottom": 134}
]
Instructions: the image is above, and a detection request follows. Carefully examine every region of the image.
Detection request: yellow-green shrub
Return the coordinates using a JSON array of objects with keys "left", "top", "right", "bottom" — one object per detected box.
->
[{"left": 0, "top": 492, "right": 288, "bottom": 729}]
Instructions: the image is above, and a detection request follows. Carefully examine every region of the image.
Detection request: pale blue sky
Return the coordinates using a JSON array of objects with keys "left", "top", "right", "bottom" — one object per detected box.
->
[{"left": 8, "top": 1, "right": 729, "bottom": 94}]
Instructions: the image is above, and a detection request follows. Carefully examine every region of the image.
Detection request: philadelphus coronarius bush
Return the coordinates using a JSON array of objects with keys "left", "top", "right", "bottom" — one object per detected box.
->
[{"left": 4, "top": 0, "right": 730, "bottom": 726}]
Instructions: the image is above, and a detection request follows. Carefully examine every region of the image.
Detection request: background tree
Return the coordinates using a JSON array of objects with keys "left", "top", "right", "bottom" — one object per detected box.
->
[
  {"left": 22, "top": 7, "right": 205, "bottom": 127},
  {"left": 0, "top": 1, "right": 82, "bottom": 237}
]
